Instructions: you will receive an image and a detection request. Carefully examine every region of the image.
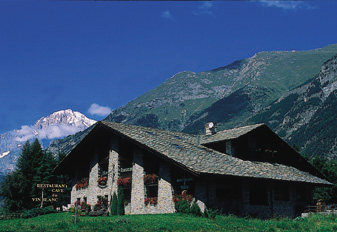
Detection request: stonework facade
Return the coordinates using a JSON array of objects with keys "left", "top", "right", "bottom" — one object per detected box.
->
[
  {"left": 56, "top": 121, "right": 330, "bottom": 218},
  {"left": 71, "top": 136, "right": 175, "bottom": 215}
]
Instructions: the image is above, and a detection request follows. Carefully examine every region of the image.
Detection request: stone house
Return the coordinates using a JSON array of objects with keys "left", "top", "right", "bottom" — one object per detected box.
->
[{"left": 54, "top": 121, "right": 331, "bottom": 218}]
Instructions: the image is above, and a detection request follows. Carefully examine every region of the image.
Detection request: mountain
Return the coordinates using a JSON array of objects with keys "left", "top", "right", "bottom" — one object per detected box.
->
[
  {"left": 250, "top": 55, "right": 337, "bottom": 158},
  {"left": 105, "top": 44, "right": 337, "bottom": 131},
  {"left": 0, "top": 109, "right": 96, "bottom": 173},
  {"left": 48, "top": 44, "right": 337, "bottom": 158}
]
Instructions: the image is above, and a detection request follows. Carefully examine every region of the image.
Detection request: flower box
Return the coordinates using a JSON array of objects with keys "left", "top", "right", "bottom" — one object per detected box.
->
[
  {"left": 145, "top": 197, "right": 158, "bottom": 206},
  {"left": 97, "top": 176, "right": 108, "bottom": 186},
  {"left": 117, "top": 177, "right": 132, "bottom": 187},
  {"left": 75, "top": 177, "right": 89, "bottom": 190},
  {"left": 144, "top": 174, "right": 158, "bottom": 185}
]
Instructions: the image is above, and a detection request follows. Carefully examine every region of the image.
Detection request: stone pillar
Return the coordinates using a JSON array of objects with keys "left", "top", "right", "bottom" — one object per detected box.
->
[
  {"left": 131, "top": 148, "right": 145, "bottom": 214},
  {"left": 108, "top": 137, "right": 119, "bottom": 198},
  {"left": 88, "top": 151, "right": 99, "bottom": 206},
  {"left": 157, "top": 162, "right": 175, "bottom": 213}
]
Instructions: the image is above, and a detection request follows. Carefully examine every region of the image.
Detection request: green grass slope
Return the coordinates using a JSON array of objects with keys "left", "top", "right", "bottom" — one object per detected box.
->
[{"left": 1, "top": 212, "right": 337, "bottom": 232}]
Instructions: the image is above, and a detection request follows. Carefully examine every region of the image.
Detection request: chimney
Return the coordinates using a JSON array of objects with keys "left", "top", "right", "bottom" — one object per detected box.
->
[{"left": 204, "top": 122, "right": 217, "bottom": 135}]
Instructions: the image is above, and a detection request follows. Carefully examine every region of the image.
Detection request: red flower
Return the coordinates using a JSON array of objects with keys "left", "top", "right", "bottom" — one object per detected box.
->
[
  {"left": 172, "top": 193, "right": 193, "bottom": 203},
  {"left": 75, "top": 177, "right": 89, "bottom": 190},
  {"left": 144, "top": 174, "right": 158, "bottom": 184},
  {"left": 117, "top": 177, "right": 132, "bottom": 186},
  {"left": 145, "top": 197, "right": 158, "bottom": 205}
]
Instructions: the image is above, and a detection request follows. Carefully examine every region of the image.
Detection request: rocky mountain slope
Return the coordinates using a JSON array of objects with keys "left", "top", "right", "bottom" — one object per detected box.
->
[
  {"left": 250, "top": 55, "right": 337, "bottom": 158},
  {"left": 106, "top": 44, "right": 337, "bottom": 131},
  {"left": 0, "top": 110, "right": 96, "bottom": 173},
  {"left": 48, "top": 44, "right": 337, "bottom": 159}
]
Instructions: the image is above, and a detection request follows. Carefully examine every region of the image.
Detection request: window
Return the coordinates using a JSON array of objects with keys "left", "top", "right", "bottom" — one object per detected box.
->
[
  {"left": 249, "top": 181, "right": 268, "bottom": 205},
  {"left": 146, "top": 186, "right": 158, "bottom": 198},
  {"left": 274, "top": 183, "right": 289, "bottom": 201}
]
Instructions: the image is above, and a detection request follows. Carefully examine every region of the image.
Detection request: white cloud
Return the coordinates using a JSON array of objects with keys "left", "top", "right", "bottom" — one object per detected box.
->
[
  {"left": 161, "top": 10, "right": 173, "bottom": 20},
  {"left": 88, "top": 103, "right": 112, "bottom": 117},
  {"left": 15, "top": 125, "right": 36, "bottom": 142},
  {"left": 257, "top": 0, "right": 315, "bottom": 10},
  {"left": 193, "top": 1, "right": 214, "bottom": 15},
  {"left": 15, "top": 124, "right": 85, "bottom": 141}
]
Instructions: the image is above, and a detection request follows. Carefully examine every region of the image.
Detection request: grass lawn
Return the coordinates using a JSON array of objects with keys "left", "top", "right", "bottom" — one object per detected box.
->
[{"left": 1, "top": 213, "right": 337, "bottom": 232}]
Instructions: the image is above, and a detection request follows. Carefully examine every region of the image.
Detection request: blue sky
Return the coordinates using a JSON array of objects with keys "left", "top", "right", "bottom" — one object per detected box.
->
[{"left": 0, "top": 0, "right": 337, "bottom": 134}]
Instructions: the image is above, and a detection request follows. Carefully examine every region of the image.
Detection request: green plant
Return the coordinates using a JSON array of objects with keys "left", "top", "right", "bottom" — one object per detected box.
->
[
  {"left": 117, "top": 187, "right": 125, "bottom": 215},
  {"left": 69, "top": 206, "right": 75, "bottom": 213},
  {"left": 175, "top": 199, "right": 190, "bottom": 214},
  {"left": 111, "top": 192, "right": 118, "bottom": 215},
  {"left": 204, "top": 208, "right": 220, "bottom": 219},
  {"left": 22, "top": 207, "right": 57, "bottom": 219},
  {"left": 190, "top": 201, "right": 201, "bottom": 216}
]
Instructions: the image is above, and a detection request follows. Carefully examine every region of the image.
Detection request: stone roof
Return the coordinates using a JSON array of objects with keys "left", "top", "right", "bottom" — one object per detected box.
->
[
  {"left": 200, "top": 123, "right": 265, "bottom": 144},
  {"left": 100, "top": 121, "right": 331, "bottom": 186}
]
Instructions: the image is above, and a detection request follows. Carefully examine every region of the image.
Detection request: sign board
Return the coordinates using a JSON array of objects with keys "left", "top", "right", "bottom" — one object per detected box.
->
[
  {"left": 177, "top": 178, "right": 192, "bottom": 183},
  {"left": 181, "top": 185, "right": 189, "bottom": 190},
  {"left": 32, "top": 183, "right": 68, "bottom": 206},
  {"left": 119, "top": 167, "right": 132, "bottom": 172}
]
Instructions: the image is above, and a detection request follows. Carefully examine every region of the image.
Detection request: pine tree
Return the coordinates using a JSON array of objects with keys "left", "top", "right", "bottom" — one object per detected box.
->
[
  {"left": 0, "top": 139, "right": 57, "bottom": 212},
  {"left": 117, "top": 187, "right": 125, "bottom": 215},
  {"left": 111, "top": 192, "right": 118, "bottom": 215}
]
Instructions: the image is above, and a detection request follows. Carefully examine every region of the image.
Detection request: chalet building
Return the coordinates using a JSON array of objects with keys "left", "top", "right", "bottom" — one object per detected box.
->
[{"left": 54, "top": 121, "right": 331, "bottom": 218}]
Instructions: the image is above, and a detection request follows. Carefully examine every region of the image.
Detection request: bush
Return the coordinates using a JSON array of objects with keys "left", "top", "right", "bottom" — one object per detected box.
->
[
  {"left": 22, "top": 207, "right": 57, "bottom": 219},
  {"left": 190, "top": 201, "right": 201, "bottom": 216},
  {"left": 111, "top": 192, "right": 118, "bottom": 215},
  {"left": 175, "top": 200, "right": 191, "bottom": 214},
  {"left": 204, "top": 208, "right": 220, "bottom": 219},
  {"left": 117, "top": 187, "right": 125, "bottom": 215},
  {"left": 69, "top": 206, "right": 75, "bottom": 214}
]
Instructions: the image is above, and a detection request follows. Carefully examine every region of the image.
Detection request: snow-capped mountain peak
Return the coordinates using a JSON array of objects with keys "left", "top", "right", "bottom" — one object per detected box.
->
[
  {"left": 0, "top": 109, "right": 96, "bottom": 173},
  {"left": 34, "top": 109, "right": 96, "bottom": 130}
]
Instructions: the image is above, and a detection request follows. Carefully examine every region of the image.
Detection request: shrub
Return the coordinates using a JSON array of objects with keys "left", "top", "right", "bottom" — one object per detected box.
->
[
  {"left": 175, "top": 200, "right": 190, "bottom": 214},
  {"left": 204, "top": 208, "right": 220, "bottom": 219},
  {"left": 111, "top": 192, "right": 118, "bottom": 215},
  {"left": 117, "top": 187, "right": 125, "bottom": 215},
  {"left": 190, "top": 201, "right": 201, "bottom": 216},
  {"left": 69, "top": 206, "right": 76, "bottom": 213},
  {"left": 22, "top": 207, "right": 57, "bottom": 219}
]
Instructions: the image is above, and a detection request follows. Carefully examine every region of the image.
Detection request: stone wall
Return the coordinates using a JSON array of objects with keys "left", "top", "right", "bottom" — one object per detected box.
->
[
  {"left": 156, "top": 162, "right": 175, "bottom": 214},
  {"left": 71, "top": 136, "right": 120, "bottom": 209},
  {"left": 130, "top": 149, "right": 175, "bottom": 214},
  {"left": 130, "top": 148, "right": 145, "bottom": 214}
]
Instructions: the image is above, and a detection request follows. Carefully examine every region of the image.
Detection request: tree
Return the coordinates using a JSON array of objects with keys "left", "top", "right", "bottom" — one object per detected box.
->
[
  {"left": 310, "top": 156, "right": 337, "bottom": 204},
  {"left": 0, "top": 139, "right": 57, "bottom": 212},
  {"left": 117, "top": 187, "right": 125, "bottom": 215}
]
